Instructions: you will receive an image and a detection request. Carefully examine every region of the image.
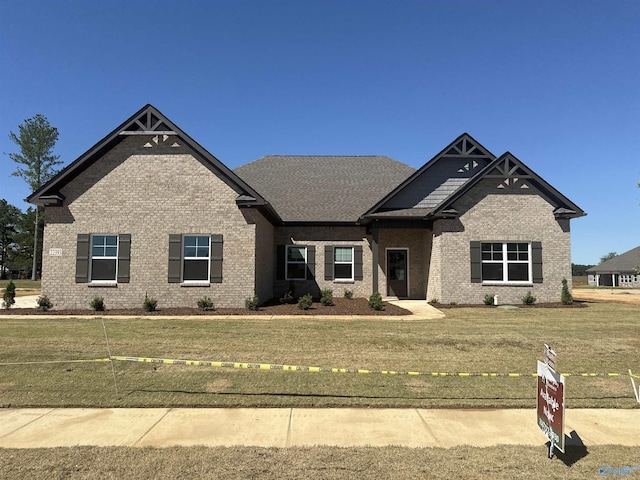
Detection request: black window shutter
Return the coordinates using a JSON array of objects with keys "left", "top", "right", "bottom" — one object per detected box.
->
[
  {"left": 168, "top": 234, "right": 182, "bottom": 283},
  {"left": 306, "top": 246, "right": 316, "bottom": 279},
  {"left": 470, "top": 241, "right": 482, "bottom": 283},
  {"left": 210, "top": 234, "right": 223, "bottom": 283},
  {"left": 117, "top": 234, "right": 131, "bottom": 283},
  {"left": 324, "top": 246, "right": 334, "bottom": 281},
  {"left": 532, "top": 242, "right": 543, "bottom": 283},
  {"left": 276, "top": 245, "right": 285, "bottom": 280},
  {"left": 354, "top": 246, "right": 363, "bottom": 281},
  {"left": 76, "top": 234, "right": 90, "bottom": 283}
]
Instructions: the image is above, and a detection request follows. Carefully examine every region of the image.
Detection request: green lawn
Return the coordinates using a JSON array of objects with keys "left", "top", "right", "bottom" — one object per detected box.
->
[
  {"left": 1, "top": 445, "right": 637, "bottom": 480},
  {"left": 0, "top": 302, "right": 639, "bottom": 408},
  {"left": 0, "top": 279, "right": 41, "bottom": 290}
]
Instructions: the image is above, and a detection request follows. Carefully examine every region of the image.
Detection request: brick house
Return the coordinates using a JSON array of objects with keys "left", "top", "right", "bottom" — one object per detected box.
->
[{"left": 28, "top": 105, "right": 585, "bottom": 309}]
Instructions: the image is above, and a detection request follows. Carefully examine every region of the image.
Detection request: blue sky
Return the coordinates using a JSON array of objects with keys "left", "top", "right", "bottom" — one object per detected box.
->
[{"left": 1, "top": 0, "right": 639, "bottom": 265}]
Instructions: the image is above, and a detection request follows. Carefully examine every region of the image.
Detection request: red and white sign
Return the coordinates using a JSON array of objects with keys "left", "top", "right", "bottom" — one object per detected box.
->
[{"left": 537, "top": 360, "right": 565, "bottom": 452}]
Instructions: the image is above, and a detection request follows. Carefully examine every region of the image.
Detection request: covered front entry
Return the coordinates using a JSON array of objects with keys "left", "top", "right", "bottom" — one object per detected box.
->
[{"left": 386, "top": 249, "right": 408, "bottom": 297}]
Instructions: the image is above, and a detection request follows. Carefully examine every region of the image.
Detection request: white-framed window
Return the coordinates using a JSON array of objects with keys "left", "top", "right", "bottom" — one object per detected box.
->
[
  {"left": 90, "top": 234, "right": 118, "bottom": 281},
  {"left": 334, "top": 246, "right": 354, "bottom": 281},
  {"left": 286, "top": 245, "right": 307, "bottom": 280},
  {"left": 183, "top": 235, "right": 210, "bottom": 282},
  {"left": 481, "top": 242, "right": 531, "bottom": 283}
]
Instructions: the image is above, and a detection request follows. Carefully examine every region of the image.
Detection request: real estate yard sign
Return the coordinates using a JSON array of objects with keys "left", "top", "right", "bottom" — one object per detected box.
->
[{"left": 537, "top": 360, "right": 566, "bottom": 453}]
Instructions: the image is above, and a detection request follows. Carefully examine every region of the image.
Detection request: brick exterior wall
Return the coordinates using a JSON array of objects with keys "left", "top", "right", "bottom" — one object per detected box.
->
[
  {"left": 273, "top": 226, "right": 372, "bottom": 299},
  {"left": 376, "top": 228, "right": 431, "bottom": 299},
  {"left": 243, "top": 208, "right": 274, "bottom": 303},
  {"left": 42, "top": 135, "right": 264, "bottom": 309},
  {"left": 427, "top": 178, "right": 572, "bottom": 304}
]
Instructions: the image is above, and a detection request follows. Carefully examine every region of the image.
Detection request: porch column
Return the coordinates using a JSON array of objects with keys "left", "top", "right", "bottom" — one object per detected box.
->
[{"left": 372, "top": 222, "right": 379, "bottom": 294}]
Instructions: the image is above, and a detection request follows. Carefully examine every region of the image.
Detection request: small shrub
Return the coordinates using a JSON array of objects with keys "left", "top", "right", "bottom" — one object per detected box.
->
[
  {"left": 143, "top": 294, "right": 157, "bottom": 312},
  {"left": 343, "top": 289, "right": 353, "bottom": 299},
  {"left": 90, "top": 296, "right": 105, "bottom": 311},
  {"left": 280, "top": 291, "right": 294, "bottom": 304},
  {"left": 36, "top": 295, "right": 53, "bottom": 312},
  {"left": 2, "top": 280, "right": 16, "bottom": 309},
  {"left": 449, "top": 301, "right": 458, "bottom": 307},
  {"left": 368, "top": 292, "right": 384, "bottom": 311},
  {"left": 245, "top": 295, "right": 259, "bottom": 311},
  {"left": 521, "top": 291, "right": 537, "bottom": 305},
  {"left": 561, "top": 278, "right": 573, "bottom": 305},
  {"left": 320, "top": 289, "right": 334, "bottom": 306},
  {"left": 197, "top": 296, "right": 214, "bottom": 311},
  {"left": 429, "top": 297, "right": 439, "bottom": 304},
  {"left": 297, "top": 293, "right": 313, "bottom": 310},
  {"left": 483, "top": 294, "right": 495, "bottom": 306}
]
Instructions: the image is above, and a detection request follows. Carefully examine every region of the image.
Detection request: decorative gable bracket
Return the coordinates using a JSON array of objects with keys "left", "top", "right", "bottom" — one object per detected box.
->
[{"left": 119, "top": 110, "right": 177, "bottom": 135}]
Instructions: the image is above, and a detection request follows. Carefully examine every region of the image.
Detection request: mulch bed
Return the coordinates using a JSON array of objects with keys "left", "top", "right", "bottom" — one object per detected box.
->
[
  {"left": 0, "top": 297, "right": 412, "bottom": 316},
  {"left": 430, "top": 301, "right": 588, "bottom": 309}
]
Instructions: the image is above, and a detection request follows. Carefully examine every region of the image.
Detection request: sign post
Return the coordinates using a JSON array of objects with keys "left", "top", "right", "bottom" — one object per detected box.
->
[{"left": 537, "top": 345, "right": 565, "bottom": 458}]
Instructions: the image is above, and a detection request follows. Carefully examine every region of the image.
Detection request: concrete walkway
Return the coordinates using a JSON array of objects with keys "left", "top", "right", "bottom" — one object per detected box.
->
[
  {"left": 0, "top": 408, "right": 638, "bottom": 449},
  {"left": 10, "top": 295, "right": 39, "bottom": 309}
]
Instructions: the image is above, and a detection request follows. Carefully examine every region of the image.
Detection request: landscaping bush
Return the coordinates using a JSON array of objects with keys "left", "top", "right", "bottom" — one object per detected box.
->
[
  {"left": 90, "top": 296, "right": 105, "bottom": 311},
  {"left": 297, "top": 293, "right": 313, "bottom": 310},
  {"left": 320, "top": 289, "right": 334, "bottom": 306},
  {"left": 561, "top": 278, "right": 573, "bottom": 305},
  {"left": 521, "top": 291, "right": 537, "bottom": 305},
  {"left": 2, "top": 280, "right": 16, "bottom": 309},
  {"left": 245, "top": 295, "right": 259, "bottom": 311},
  {"left": 483, "top": 294, "right": 495, "bottom": 306},
  {"left": 343, "top": 289, "right": 353, "bottom": 299},
  {"left": 280, "top": 291, "right": 294, "bottom": 304},
  {"left": 143, "top": 294, "right": 158, "bottom": 312},
  {"left": 36, "top": 295, "right": 53, "bottom": 312},
  {"left": 429, "top": 297, "right": 439, "bottom": 304},
  {"left": 197, "top": 296, "right": 215, "bottom": 311},
  {"left": 368, "top": 292, "right": 384, "bottom": 311}
]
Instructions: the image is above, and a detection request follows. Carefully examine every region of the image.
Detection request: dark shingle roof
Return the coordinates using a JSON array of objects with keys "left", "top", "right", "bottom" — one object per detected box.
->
[
  {"left": 234, "top": 156, "right": 416, "bottom": 222},
  {"left": 586, "top": 246, "right": 640, "bottom": 273}
]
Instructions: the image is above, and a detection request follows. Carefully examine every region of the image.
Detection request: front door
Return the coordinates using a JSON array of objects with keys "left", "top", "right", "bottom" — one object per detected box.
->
[{"left": 387, "top": 249, "right": 408, "bottom": 297}]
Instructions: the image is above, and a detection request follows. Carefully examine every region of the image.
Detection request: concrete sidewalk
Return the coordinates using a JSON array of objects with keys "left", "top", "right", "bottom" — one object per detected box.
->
[{"left": 0, "top": 408, "right": 638, "bottom": 449}]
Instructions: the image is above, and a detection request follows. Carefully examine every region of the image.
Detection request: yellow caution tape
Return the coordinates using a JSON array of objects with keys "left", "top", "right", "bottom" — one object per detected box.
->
[
  {"left": 0, "top": 358, "right": 111, "bottom": 366},
  {"left": 109, "top": 356, "right": 633, "bottom": 378}
]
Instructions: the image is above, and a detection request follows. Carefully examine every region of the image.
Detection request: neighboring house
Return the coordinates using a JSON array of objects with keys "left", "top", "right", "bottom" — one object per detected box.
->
[
  {"left": 587, "top": 247, "right": 640, "bottom": 287},
  {"left": 28, "top": 105, "right": 586, "bottom": 309}
]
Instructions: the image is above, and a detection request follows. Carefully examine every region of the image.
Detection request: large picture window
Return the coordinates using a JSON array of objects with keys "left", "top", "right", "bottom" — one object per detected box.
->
[
  {"left": 183, "top": 235, "right": 211, "bottom": 282},
  {"left": 481, "top": 242, "right": 531, "bottom": 283},
  {"left": 91, "top": 235, "right": 118, "bottom": 281},
  {"left": 286, "top": 245, "right": 307, "bottom": 280}
]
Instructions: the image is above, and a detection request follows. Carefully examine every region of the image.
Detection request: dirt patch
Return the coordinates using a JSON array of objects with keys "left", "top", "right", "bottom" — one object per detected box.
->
[
  {"left": 572, "top": 288, "right": 640, "bottom": 304},
  {"left": 0, "top": 297, "right": 412, "bottom": 316}
]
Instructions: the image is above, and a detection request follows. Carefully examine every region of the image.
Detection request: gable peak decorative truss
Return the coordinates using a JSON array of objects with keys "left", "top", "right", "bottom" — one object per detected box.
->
[
  {"left": 444, "top": 137, "right": 489, "bottom": 157},
  {"left": 485, "top": 153, "right": 532, "bottom": 190},
  {"left": 121, "top": 109, "right": 176, "bottom": 135}
]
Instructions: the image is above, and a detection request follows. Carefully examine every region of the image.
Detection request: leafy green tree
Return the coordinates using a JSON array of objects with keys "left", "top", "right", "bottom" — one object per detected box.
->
[
  {"left": 599, "top": 252, "right": 617, "bottom": 264},
  {"left": 0, "top": 199, "right": 22, "bottom": 279},
  {"left": 7, "top": 114, "right": 62, "bottom": 280},
  {"left": 571, "top": 264, "right": 594, "bottom": 276}
]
